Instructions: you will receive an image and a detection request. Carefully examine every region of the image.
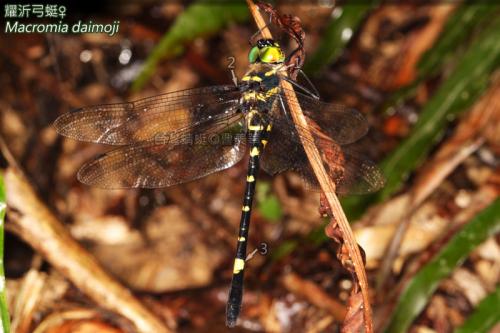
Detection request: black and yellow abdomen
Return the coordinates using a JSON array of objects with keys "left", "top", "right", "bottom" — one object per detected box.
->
[{"left": 226, "top": 64, "right": 280, "bottom": 327}]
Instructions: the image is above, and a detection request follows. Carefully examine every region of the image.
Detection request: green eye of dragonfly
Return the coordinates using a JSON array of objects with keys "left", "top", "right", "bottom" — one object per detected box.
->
[
  {"left": 259, "top": 46, "right": 285, "bottom": 64},
  {"left": 248, "top": 46, "right": 260, "bottom": 63}
]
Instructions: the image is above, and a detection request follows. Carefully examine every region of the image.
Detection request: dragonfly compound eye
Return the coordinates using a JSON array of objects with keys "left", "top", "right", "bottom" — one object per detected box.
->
[
  {"left": 259, "top": 46, "right": 285, "bottom": 64},
  {"left": 248, "top": 46, "right": 260, "bottom": 64}
]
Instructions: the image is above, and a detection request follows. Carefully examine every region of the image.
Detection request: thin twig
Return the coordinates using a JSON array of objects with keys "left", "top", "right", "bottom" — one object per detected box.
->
[
  {"left": 282, "top": 272, "right": 347, "bottom": 321},
  {"left": 245, "top": 1, "right": 373, "bottom": 332},
  {"left": 10, "top": 269, "right": 46, "bottom": 333},
  {"left": 1, "top": 132, "right": 171, "bottom": 333}
]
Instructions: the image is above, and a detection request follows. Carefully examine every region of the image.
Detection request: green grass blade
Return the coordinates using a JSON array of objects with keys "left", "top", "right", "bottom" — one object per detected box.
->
[
  {"left": 379, "top": 4, "right": 498, "bottom": 125},
  {"left": 132, "top": 0, "right": 248, "bottom": 91},
  {"left": 384, "top": 198, "right": 500, "bottom": 333},
  {"left": 454, "top": 285, "right": 500, "bottom": 333},
  {"left": 304, "top": 3, "right": 378, "bottom": 74},
  {"left": 378, "top": 17, "right": 500, "bottom": 200},
  {"left": 0, "top": 172, "right": 10, "bottom": 333},
  {"left": 418, "top": 3, "right": 498, "bottom": 78},
  {"left": 340, "top": 16, "right": 500, "bottom": 219}
]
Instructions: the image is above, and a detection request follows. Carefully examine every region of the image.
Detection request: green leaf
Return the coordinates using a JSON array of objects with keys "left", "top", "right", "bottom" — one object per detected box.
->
[
  {"left": 0, "top": 172, "right": 10, "bottom": 333},
  {"left": 454, "top": 285, "right": 500, "bottom": 333},
  {"left": 384, "top": 198, "right": 500, "bottom": 333},
  {"left": 304, "top": 4, "right": 377, "bottom": 74},
  {"left": 418, "top": 3, "right": 498, "bottom": 78},
  {"left": 256, "top": 182, "right": 283, "bottom": 222},
  {"left": 132, "top": 0, "right": 249, "bottom": 91}
]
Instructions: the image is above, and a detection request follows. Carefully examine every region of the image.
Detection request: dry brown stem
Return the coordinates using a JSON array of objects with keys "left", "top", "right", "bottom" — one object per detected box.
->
[
  {"left": 4, "top": 166, "right": 171, "bottom": 333},
  {"left": 11, "top": 270, "right": 46, "bottom": 333}
]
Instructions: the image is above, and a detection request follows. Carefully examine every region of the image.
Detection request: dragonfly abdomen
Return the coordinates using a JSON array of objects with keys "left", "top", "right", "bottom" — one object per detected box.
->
[{"left": 226, "top": 106, "right": 272, "bottom": 327}]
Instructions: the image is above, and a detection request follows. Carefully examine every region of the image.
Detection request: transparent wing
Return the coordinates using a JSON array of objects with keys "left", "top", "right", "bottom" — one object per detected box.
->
[
  {"left": 54, "top": 85, "right": 241, "bottom": 145},
  {"left": 77, "top": 114, "right": 246, "bottom": 189},
  {"left": 294, "top": 139, "right": 386, "bottom": 195},
  {"left": 262, "top": 96, "right": 384, "bottom": 195},
  {"left": 278, "top": 86, "right": 368, "bottom": 145}
]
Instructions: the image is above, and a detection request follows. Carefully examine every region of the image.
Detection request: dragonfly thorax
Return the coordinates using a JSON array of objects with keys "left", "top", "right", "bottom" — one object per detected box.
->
[{"left": 240, "top": 63, "right": 281, "bottom": 116}]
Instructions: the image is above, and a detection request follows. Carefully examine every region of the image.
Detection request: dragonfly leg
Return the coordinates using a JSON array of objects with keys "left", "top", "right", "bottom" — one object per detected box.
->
[{"left": 281, "top": 74, "right": 320, "bottom": 100}]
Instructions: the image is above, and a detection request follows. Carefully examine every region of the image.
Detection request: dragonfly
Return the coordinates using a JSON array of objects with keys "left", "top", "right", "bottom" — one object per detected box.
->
[{"left": 54, "top": 38, "right": 384, "bottom": 327}]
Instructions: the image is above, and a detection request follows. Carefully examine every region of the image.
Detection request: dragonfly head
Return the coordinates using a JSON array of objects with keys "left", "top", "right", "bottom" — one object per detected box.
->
[{"left": 248, "top": 39, "right": 285, "bottom": 65}]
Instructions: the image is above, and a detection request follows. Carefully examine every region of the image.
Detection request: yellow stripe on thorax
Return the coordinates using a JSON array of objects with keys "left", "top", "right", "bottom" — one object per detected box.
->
[
  {"left": 242, "top": 91, "right": 255, "bottom": 101},
  {"left": 241, "top": 75, "right": 262, "bottom": 82},
  {"left": 243, "top": 91, "right": 267, "bottom": 102},
  {"left": 264, "top": 68, "right": 278, "bottom": 76},
  {"left": 265, "top": 87, "right": 280, "bottom": 98}
]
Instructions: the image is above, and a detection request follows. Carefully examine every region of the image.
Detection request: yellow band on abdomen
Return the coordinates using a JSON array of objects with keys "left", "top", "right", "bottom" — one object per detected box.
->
[{"left": 233, "top": 258, "right": 245, "bottom": 274}]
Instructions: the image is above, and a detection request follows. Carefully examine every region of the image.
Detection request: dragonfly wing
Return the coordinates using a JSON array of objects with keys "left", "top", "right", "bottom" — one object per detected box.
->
[
  {"left": 54, "top": 85, "right": 241, "bottom": 145},
  {"left": 279, "top": 87, "right": 369, "bottom": 145},
  {"left": 77, "top": 115, "right": 246, "bottom": 188},
  {"left": 296, "top": 140, "right": 386, "bottom": 195},
  {"left": 263, "top": 107, "right": 384, "bottom": 195},
  {"left": 261, "top": 113, "right": 306, "bottom": 176}
]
